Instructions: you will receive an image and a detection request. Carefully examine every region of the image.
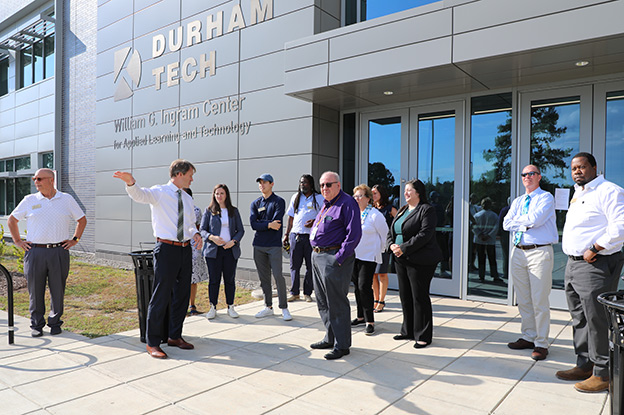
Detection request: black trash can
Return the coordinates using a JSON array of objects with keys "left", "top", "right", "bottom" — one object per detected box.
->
[
  {"left": 598, "top": 291, "right": 624, "bottom": 415},
  {"left": 129, "top": 250, "right": 168, "bottom": 344}
]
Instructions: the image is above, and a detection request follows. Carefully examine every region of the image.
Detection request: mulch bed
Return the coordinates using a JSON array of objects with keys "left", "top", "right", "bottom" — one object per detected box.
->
[{"left": 0, "top": 271, "right": 27, "bottom": 296}]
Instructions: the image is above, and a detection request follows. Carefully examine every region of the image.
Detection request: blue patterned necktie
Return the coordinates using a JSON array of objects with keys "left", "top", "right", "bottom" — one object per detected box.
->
[
  {"left": 177, "top": 189, "right": 184, "bottom": 241},
  {"left": 513, "top": 195, "right": 531, "bottom": 245}
]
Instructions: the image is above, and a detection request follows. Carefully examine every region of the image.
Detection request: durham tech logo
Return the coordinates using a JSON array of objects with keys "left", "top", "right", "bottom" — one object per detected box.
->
[{"left": 113, "top": 47, "right": 142, "bottom": 102}]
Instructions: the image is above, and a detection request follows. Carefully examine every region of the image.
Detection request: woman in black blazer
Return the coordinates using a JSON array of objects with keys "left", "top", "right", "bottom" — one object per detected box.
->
[
  {"left": 387, "top": 179, "right": 442, "bottom": 348},
  {"left": 200, "top": 184, "right": 245, "bottom": 319}
]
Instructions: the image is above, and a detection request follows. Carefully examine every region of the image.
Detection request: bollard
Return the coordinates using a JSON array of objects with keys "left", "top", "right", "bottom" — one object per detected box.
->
[{"left": 0, "top": 262, "right": 14, "bottom": 344}]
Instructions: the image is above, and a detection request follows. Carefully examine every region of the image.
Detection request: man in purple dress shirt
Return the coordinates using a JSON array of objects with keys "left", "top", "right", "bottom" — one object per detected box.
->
[{"left": 309, "top": 171, "right": 362, "bottom": 360}]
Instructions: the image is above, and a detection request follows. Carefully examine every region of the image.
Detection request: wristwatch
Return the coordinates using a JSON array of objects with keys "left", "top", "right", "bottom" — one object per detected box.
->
[
  {"left": 72, "top": 236, "right": 80, "bottom": 242},
  {"left": 589, "top": 244, "right": 599, "bottom": 254}
]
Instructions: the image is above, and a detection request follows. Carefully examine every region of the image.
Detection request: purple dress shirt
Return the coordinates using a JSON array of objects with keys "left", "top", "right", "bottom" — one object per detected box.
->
[{"left": 310, "top": 190, "right": 362, "bottom": 265}]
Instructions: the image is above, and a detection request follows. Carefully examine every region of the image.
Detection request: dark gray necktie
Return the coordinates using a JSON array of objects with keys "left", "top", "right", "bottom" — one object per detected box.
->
[{"left": 177, "top": 189, "right": 184, "bottom": 241}]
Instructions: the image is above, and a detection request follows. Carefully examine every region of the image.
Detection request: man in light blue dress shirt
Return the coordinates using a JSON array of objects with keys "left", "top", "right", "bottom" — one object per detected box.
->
[{"left": 503, "top": 165, "right": 557, "bottom": 361}]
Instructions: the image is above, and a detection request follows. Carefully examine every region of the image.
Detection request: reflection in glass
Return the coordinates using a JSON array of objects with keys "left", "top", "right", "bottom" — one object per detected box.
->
[
  {"left": 0, "top": 180, "right": 5, "bottom": 215},
  {"left": 20, "top": 46, "right": 33, "bottom": 88},
  {"left": 0, "top": 58, "right": 8, "bottom": 96},
  {"left": 368, "top": 117, "right": 400, "bottom": 206},
  {"left": 418, "top": 111, "right": 454, "bottom": 279},
  {"left": 605, "top": 91, "right": 624, "bottom": 288},
  {"left": 530, "top": 96, "right": 580, "bottom": 290},
  {"left": 468, "top": 93, "right": 512, "bottom": 299},
  {"left": 605, "top": 91, "right": 624, "bottom": 188},
  {"left": 44, "top": 34, "right": 55, "bottom": 79},
  {"left": 345, "top": 0, "right": 439, "bottom": 25}
]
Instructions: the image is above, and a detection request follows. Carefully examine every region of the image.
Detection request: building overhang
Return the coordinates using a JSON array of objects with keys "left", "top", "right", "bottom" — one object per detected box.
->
[{"left": 284, "top": 0, "right": 624, "bottom": 110}]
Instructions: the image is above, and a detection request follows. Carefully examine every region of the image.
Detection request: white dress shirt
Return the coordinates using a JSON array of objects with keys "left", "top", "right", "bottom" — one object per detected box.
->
[
  {"left": 126, "top": 181, "right": 198, "bottom": 241},
  {"left": 354, "top": 207, "right": 389, "bottom": 263},
  {"left": 10, "top": 191, "right": 85, "bottom": 243},
  {"left": 286, "top": 192, "right": 324, "bottom": 234},
  {"left": 503, "top": 187, "right": 558, "bottom": 246},
  {"left": 562, "top": 175, "right": 624, "bottom": 256},
  {"left": 218, "top": 207, "right": 232, "bottom": 242}
]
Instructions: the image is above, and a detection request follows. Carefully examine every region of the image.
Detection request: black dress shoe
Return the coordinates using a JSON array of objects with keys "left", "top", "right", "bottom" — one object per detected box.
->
[
  {"left": 393, "top": 334, "right": 413, "bottom": 341},
  {"left": 351, "top": 318, "right": 365, "bottom": 326},
  {"left": 310, "top": 340, "right": 333, "bottom": 349},
  {"left": 413, "top": 341, "right": 430, "bottom": 349},
  {"left": 324, "top": 348, "right": 350, "bottom": 360},
  {"left": 50, "top": 326, "right": 62, "bottom": 335}
]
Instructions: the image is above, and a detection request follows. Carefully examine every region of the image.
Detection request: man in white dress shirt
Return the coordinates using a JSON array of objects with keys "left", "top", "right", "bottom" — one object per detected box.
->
[
  {"left": 8, "top": 169, "right": 86, "bottom": 337},
  {"left": 114, "top": 160, "right": 203, "bottom": 359},
  {"left": 504, "top": 165, "right": 558, "bottom": 361},
  {"left": 557, "top": 152, "right": 624, "bottom": 393}
]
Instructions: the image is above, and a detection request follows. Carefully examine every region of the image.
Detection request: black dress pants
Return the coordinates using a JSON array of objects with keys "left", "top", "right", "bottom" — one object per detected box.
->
[{"left": 395, "top": 258, "right": 436, "bottom": 344}]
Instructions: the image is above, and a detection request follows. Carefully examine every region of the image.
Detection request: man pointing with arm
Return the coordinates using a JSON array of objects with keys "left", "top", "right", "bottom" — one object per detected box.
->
[{"left": 114, "top": 159, "right": 202, "bottom": 359}]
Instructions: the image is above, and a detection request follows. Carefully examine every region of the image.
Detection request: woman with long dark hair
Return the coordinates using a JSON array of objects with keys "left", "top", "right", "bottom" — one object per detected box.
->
[
  {"left": 200, "top": 184, "right": 245, "bottom": 319},
  {"left": 387, "top": 179, "right": 442, "bottom": 348},
  {"left": 371, "top": 184, "right": 397, "bottom": 312}
]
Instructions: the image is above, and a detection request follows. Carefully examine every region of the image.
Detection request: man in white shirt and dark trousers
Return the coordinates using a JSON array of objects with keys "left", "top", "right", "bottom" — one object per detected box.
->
[
  {"left": 558, "top": 152, "right": 624, "bottom": 393},
  {"left": 8, "top": 169, "right": 86, "bottom": 337},
  {"left": 503, "top": 165, "right": 558, "bottom": 361},
  {"left": 114, "top": 160, "right": 203, "bottom": 359},
  {"left": 283, "top": 174, "right": 324, "bottom": 302}
]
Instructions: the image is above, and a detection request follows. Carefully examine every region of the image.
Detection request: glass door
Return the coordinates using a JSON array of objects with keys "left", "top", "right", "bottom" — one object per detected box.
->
[
  {"left": 410, "top": 102, "right": 464, "bottom": 298},
  {"left": 519, "top": 86, "right": 592, "bottom": 310},
  {"left": 360, "top": 110, "right": 409, "bottom": 290},
  {"left": 467, "top": 93, "right": 513, "bottom": 302}
]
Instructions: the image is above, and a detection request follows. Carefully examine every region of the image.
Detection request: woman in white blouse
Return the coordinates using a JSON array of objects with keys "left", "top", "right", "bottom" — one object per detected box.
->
[{"left": 351, "top": 184, "right": 389, "bottom": 335}]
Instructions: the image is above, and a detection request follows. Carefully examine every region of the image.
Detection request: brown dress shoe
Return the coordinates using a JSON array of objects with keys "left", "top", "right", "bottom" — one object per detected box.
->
[
  {"left": 507, "top": 338, "right": 535, "bottom": 350},
  {"left": 574, "top": 375, "right": 609, "bottom": 393},
  {"left": 531, "top": 347, "right": 548, "bottom": 361},
  {"left": 167, "top": 337, "right": 194, "bottom": 349},
  {"left": 146, "top": 345, "right": 168, "bottom": 359},
  {"left": 556, "top": 365, "right": 593, "bottom": 381}
]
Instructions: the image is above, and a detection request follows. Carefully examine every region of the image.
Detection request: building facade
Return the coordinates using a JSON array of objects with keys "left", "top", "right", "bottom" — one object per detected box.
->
[{"left": 1, "top": 0, "right": 623, "bottom": 308}]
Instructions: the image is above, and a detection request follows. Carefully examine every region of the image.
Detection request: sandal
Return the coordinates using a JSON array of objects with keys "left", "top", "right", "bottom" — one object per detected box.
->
[
  {"left": 374, "top": 301, "right": 385, "bottom": 313},
  {"left": 189, "top": 305, "right": 199, "bottom": 316}
]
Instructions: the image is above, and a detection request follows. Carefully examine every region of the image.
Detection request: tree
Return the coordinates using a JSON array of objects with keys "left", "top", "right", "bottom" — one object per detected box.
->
[
  {"left": 367, "top": 162, "right": 395, "bottom": 189},
  {"left": 483, "top": 107, "right": 572, "bottom": 183}
]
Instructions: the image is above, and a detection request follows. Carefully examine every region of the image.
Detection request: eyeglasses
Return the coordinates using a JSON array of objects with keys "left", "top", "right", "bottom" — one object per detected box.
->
[
  {"left": 320, "top": 182, "right": 337, "bottom": 188},
  {"left": 520, "top": 171, "right": 540, "bottom": 178},
  {"left": 353, "top": 194, "right": 366, "bottom": 199},
  {"left": 32, "top": 177, "right": 53, "bottom": 182}
]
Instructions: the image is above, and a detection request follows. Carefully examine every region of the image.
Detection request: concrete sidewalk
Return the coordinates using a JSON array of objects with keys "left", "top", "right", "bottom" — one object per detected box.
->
[{"left": 0, "top": 293, "right": 611, "bottom": 415}]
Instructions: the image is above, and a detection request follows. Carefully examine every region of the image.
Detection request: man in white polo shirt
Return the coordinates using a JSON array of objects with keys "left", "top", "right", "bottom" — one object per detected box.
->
[
  {"left": 558, "top": 152, "right": 624, "bottom": 393},
  {"left": 503, "top": 165, "right": 557, "bottom": 361},
  {"left": 8, "top": 168, "right": 86, "bottom": 337}
]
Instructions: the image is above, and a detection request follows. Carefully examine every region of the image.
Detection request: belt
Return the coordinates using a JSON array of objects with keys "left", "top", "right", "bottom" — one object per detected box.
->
[
  {"left": 32, "top": 243, "right": 64, "bottom": 248},
  {"left": 157, "top": 238, "right": 191, "bottom": 247},
  {"left": 515, "top": 244, "right": 551, "bottom": 250},
  {"left": 312, "top": 245, "right": 341, "bottom": 253},
  {"left": 569, "top": 252, "right": 621, "bottom": 261}
]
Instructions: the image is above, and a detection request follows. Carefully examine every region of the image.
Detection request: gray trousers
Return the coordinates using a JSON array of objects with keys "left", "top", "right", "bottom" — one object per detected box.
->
[
  {"left": 564, "top": 252, "right": 624, "bottom": 378},
  {"left": 24, "top": 246, "right": 70, "bottom": 330},
  {"left": 253, "top": 246, "right": 287, "bottom": 309},
  {"left": 312, "top": 249, "right": 354, "bottom": 350}
]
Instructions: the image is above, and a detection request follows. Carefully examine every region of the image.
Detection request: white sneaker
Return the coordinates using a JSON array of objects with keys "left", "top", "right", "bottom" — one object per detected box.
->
[
  {"left": 255, "top": 307, "right": 274, "bottom": 318},
  {"left": 227, "top": 305, "right": 239, "bottom": 318},
  {"left": 282, "top": 308, "right": 292, "bottom": 321},
  {"left": 304, "top": 295, "right": 313, "bottom": 302},
  {"left": 206, "top": 304, "right": 216, "bottom": 320}
]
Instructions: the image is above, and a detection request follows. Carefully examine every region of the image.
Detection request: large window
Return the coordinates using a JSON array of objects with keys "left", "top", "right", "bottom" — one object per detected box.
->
[
  {"left": 0, "top": 58, "right": 8, "bottom": 96},
  {"left": 344, "top": 0, "right": 439, "bottom": 25},
  {"left": 0, "top": 177, "right": 31, "bottom": 215},
  {"left": 20, "top": 31, "right": 54, "bottom": 88}
]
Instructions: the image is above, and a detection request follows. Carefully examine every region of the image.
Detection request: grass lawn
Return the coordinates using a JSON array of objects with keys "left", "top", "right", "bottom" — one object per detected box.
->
[{"left": 0, "top": 254, "right": 254, "bottom": 338}]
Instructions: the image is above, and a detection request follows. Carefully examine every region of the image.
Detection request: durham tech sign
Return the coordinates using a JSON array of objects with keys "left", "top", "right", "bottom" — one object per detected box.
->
[{"left": 108, "top": 0, "right": 274, "bottom": 150}]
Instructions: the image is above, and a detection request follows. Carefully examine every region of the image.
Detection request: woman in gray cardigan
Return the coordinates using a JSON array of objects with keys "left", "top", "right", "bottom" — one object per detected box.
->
[{"left": 200, "top": 184, "right": 245, "bottom": 319}]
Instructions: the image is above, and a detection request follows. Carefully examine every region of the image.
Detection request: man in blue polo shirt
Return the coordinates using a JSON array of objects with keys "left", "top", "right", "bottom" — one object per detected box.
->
[{"left": 250, "top": 173, "right": 292, "bottom": 321}]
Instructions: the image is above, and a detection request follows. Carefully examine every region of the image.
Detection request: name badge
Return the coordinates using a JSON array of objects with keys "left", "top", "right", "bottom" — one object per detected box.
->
[
  {"left": 310, "top": 225, "right": 318, "bottom": 240},
  {"left": 32, "top": 204, "right": 42, "bottom": 210},
  {"left": 258, "top": 206, "right": 266, "bottom": 212}
]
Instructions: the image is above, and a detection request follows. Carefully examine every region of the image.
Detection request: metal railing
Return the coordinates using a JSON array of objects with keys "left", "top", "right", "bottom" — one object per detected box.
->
[{"left": 0, "top": 262, "right": 14, "bottom": 344}]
